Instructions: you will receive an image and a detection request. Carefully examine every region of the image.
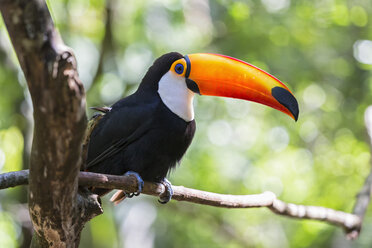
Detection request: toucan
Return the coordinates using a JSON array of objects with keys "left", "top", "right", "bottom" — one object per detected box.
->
[{"left": 86, "top": 52, "right": 299, "bottom": 204}]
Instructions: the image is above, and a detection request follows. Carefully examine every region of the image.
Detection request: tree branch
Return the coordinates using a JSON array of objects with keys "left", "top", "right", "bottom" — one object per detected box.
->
[
  {"left": 347, "top": 106, "right": 372, "bottom": 239},
  {"left": 0, "top": 170, "right": 29, "bottom": 189},
  {"left": 91, "top": 0, "right": 116, "bottom": 87},
  {"left": 0, "top": 169, "right": 363, "bottom": 236}
]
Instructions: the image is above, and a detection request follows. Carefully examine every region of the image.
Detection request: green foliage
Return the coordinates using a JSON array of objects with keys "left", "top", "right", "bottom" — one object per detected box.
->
[
  {"left": 1, "top": 0, "right": 372, "bottom": 247},
  {"left": 0, "top": 212, "right": 18, "bottom": 248}
]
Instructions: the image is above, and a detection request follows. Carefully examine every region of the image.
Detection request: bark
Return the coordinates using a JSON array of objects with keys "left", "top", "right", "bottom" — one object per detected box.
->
[{"left": 0, "top": 0, "right": 102, "bottom": 247}]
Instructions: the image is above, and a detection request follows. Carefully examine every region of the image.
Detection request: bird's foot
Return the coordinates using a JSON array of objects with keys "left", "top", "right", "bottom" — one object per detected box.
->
[
  {"left": 124, "top": 171, "right": 144, "bottom": 198},
  {"left": 158, "top": 178, "right": 173, "bottom": 204}
]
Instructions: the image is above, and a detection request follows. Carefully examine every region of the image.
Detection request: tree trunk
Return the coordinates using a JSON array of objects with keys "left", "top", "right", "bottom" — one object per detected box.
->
[{"left": 0, "top": 0, "right": 102, "bottom": 247}]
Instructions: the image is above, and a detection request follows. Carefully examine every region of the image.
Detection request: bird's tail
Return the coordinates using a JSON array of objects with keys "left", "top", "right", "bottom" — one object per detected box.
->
[
  {"left": 88, "top": 188, "right": 127, "bottom": 205},
  {"left": 110, "top": 190, "right": 127, "bottom": 205}
]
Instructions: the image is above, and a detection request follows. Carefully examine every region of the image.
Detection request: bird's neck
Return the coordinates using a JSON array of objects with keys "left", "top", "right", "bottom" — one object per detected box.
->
[{"left": 158, "top": 71, "right": 195, "bottom": 122}]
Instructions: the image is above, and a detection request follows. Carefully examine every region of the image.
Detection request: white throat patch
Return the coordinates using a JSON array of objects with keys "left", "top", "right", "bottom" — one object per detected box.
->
[{"left": 158, "top": 71, "right": 195, "bottom": 122}]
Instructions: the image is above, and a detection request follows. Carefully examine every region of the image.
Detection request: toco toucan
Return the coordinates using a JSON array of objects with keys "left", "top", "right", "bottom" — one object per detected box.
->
[{"left": 86, "top": 52, "right": 299, "bottom": 203}]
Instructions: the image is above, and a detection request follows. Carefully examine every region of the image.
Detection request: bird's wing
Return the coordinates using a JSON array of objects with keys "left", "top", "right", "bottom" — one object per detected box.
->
[
  {"left": 86, "top": 118, "right": 152, "bottom": 169},
  {"left": 86, "top": 95, "right": 158, "bottom": 170}
]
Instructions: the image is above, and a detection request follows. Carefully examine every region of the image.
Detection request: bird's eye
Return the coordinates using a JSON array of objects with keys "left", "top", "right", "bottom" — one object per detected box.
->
[{"left": 175, "top": 63, "right": 184, "bottom": 74}]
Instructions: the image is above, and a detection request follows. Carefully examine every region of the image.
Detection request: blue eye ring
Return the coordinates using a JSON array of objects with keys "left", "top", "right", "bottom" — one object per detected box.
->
[{"left": 175, "top": 63, "right": 184, "bottom": 74}]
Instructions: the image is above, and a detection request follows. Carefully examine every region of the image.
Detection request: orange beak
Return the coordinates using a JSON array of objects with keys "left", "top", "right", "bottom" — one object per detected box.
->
[{"left": 184, "top": 53, "right": 299, "bottom": 121}]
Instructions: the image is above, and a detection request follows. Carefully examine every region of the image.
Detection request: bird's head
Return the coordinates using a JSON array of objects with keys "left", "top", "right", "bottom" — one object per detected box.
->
[{"left": 140, "top": 52, "right": 299, "bottom": 122}]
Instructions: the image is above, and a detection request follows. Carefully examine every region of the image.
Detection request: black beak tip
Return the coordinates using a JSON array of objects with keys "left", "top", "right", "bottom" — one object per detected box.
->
[{"left": 271, "top": 87, "right": 299, "bottom": 122}]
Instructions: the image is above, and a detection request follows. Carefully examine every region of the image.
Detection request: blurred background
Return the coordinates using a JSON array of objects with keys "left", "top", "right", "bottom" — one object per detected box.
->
[{"left": 0, "top": 0, "right": 372, "bottom": 247}]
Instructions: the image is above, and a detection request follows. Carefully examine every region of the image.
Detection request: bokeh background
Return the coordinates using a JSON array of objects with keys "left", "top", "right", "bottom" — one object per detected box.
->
[{"left": 1, "top": 0, "right": 372, "bottom": 247}]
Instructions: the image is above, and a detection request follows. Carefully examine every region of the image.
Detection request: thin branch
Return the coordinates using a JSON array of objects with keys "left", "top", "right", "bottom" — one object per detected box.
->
[
  {"left": 347, "top": 106, "right": 372, "bottom": 239},
  {"left": 0, "top": 169, "right": 362, "bottom": 235},
  {"left": 91, "top": 0, "right": 116, "bottom": 87},
  {"left": 0, "top": 170, "right": 29, "bottom": 189}
]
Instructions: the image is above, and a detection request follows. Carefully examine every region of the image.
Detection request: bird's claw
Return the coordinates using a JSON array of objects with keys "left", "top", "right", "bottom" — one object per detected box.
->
[
  {"left": 123, "top": 171, "right": 144, "bottom": 198},
  {"left": 125, "top": 191, "right": 141, "bottom": 198},
  {"left": 158, "top": 178, "right": 173, "bottom": 204}
]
